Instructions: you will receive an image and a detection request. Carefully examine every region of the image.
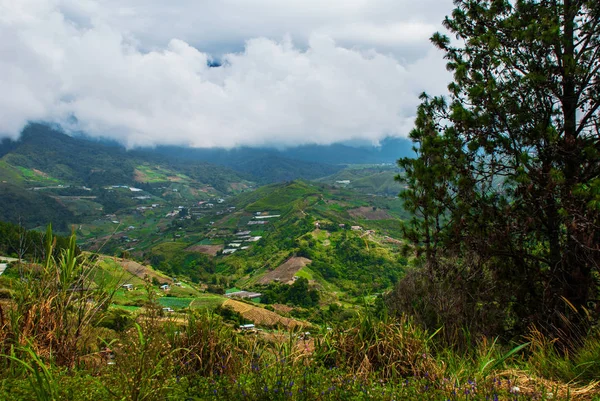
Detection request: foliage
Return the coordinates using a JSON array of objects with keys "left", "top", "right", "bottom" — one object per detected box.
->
[
  {"left": 0, "top": 185, "right": 78, "bottom": 231},
  {"left": 0, "top": 278, "right": 598, "bottom": 400},
  {"left": 396, "top": 0, "right": 600, "bottom": 342},
  {"left": 1, "top": 226, "right": 113, "bottom": 368},
  {"left": 0, "top": 220, "right": 77, "bottom": 261},
  {"left": 260, "top": 277, "right": 320, "bottom": 308}
]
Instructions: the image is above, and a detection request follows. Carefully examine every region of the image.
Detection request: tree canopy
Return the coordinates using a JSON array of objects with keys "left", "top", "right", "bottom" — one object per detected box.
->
[{"left": 395, "top": 0, "right": 599, "bottom": 342}]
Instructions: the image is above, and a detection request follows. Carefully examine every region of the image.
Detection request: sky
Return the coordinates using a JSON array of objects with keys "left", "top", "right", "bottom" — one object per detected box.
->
[{"left": 0, "top": 0, "right": 453, "bottom": 148}]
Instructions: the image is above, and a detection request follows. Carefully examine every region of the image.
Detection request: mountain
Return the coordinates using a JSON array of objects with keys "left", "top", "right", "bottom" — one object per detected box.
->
[
  {"left": 315, "top": 165, "right": 405, "bottom": 197},
  {"left": 115, "top": 180, "right": 408, "bottom": 298},
  {"left": 277, "top": 137, "right": 415, "bottom": 164},
  {"left": 0, "top": 124, "right": 251, "bottom": 229},
  {"left": 0, "top": 124, "right": 351, "bottom": 229},
  {"left": 142, "top": 136, "right": 414, "bottom": 168}
]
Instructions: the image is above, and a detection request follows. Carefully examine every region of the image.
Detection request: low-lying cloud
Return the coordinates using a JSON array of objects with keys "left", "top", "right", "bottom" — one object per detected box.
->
[{"left": 0, "top": 0, "right": 450, "bottom": 148}]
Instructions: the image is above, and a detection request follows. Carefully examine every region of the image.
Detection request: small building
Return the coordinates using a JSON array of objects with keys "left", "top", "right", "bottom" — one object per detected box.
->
[
  {"left": 160, "top": 284, "right": 170, "bottom": 291},
  {"left": 122, "top": 284, "right": 134, "bottom": 291},
  {"left": 162, "top": 307, "right": 174, "bottom": 313},
  {"left": 351, "top": 226, "right": 362, "bottom": 231},
  {"left": 239, "top": 324, "right": 256, "bottom": 331},
  {"left": 226, "top": 291, "right": 262, "bottom": 300}
]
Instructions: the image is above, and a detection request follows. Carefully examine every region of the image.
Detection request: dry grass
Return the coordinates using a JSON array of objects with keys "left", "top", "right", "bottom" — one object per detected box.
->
[
  {"left": 314, "top": 314, "right": 439, "bottom": 380},
  {"left": 257, "top": 256, "right": 312, "bottom": 285},
  {"left": 115, "top": 258, "right": 170, "bottom": 284},
  {"left": 222, "top": 299, "right": 308, "bottom": 329},
  {"left": 495, "top": 369, "right": 600, "bottom": 401}
]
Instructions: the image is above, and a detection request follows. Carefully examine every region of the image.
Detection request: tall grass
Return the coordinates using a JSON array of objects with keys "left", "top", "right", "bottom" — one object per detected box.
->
[
  {"left": 0, "top": 230, "right": 598, "bottom": 399},
  {"left": 313, "top": 313, "right": 437, "bottom": 379},
  {"left": 1, "top": 225, "right": 115, "bottom": 368}
]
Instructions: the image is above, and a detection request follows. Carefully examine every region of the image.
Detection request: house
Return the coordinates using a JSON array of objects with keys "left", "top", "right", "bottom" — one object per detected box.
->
[
  {"left": 239, "top": 324, "right": 256, "bottom": 331},
  {"left": 247, "top": 221, "right": 268, "bottom": 225},
  {"left": 160, "top": 284, "right": 170, "bottom": 291},
  {"left": 351, "top": 226, "right": 362, "bottom": 231},
  {"left": 225, "top": 291, "right": 262, "bottom": 300},
  {"left": 162, "top": 307, "right": 174, "bottom": 313},
  {"left": 122, "top": 284, "right": 134, "bottom": 291}
]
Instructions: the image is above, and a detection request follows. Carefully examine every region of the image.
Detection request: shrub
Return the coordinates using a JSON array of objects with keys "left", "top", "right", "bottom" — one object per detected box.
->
[
  {"left": 313, "top": 313, "right": 438, "bottom": 379},
  {"left": 386, "top": 259, "right": 507, "bottom": 348}
]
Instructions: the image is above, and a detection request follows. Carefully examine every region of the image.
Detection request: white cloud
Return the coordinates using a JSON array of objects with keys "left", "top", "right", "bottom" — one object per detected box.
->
[{"left": 0, "top": 0, "right": 451, "bottom": 147}]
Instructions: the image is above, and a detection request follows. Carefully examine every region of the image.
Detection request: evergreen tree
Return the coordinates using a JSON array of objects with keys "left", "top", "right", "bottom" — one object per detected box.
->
[{"left": 397, "top": 0, "right": 600, "bottom": 342}]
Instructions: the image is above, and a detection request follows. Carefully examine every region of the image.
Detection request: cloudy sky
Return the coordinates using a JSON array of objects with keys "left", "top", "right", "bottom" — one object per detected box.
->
[{"left": 0, "top": 0, "right": 453, "bottom": 148}]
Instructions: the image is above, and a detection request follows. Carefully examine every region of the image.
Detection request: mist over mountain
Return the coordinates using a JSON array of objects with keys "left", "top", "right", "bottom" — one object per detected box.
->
[{"left": 140, "top": 136, "right": 414, "bottom": 166}]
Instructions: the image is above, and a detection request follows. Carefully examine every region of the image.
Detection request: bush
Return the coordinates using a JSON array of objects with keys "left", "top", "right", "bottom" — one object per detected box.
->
[
  {"left": 96, "top": 309, "right": 134, "bottom": 332},
  {"left": 386, "top": 259, "right": 507, "bottom": 348},
  {"left": 313, "top": 313, "right": 438, "bottom": 379}
]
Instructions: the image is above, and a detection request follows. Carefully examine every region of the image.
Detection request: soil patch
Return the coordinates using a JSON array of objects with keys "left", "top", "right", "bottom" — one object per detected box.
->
[
  {"left": 348, "top": 206, "right": 391, "bottom": 220},
  {"left": 223, "top": 299, "right": 307, "bottom": 329},
  {"left": 185, "top": 244, "right": 224, "bottom": 256},
  {"left": 257, "top": 257, "right": 312, "bottom": 285},
  {"left": 133, "top": 169, "right": 149, "bottom": 182},
  {"left": 115, "top": 258, "right": 171, "bottom": 283},
  {"left": 272, "top": 304, "right": 293, "bottom": 313},
  {"left": 32, "top": 169, "right": 49, "bottom": 178}
]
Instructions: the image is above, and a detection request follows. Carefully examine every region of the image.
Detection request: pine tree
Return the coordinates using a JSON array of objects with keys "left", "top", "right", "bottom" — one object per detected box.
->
[{"left": 397, "top": 0, "right": 600, "bottom": 341}]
